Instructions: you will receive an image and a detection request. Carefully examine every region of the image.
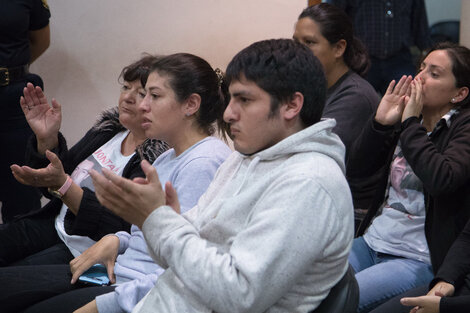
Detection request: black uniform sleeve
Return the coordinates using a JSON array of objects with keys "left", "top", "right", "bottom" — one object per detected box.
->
[{"left": 30, "top": 0, "right": 50, "bottom": 30}]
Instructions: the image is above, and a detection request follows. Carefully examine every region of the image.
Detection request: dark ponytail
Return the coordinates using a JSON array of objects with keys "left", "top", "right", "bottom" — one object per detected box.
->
[{"left": 299, "top": 3, "right": 370, "bottom": 77}]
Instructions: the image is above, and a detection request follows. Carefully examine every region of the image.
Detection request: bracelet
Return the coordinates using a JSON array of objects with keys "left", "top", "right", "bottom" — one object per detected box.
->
[{"left": 48, "top": 175, "right": 73, "bottom": 199}]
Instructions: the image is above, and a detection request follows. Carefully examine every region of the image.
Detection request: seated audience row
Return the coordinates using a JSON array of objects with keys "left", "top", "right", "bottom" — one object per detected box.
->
[
  {"left": 0, "top": 53, "right": 232, "bottom": 312},
  {"left": 90, "top": 38, "right": 354, "bottom": 313},
  {"left": 1, "top": 38, "right": 355, "bottom": 312},
  {"left": 0, "top": 56, "right": 167, "bottom": 269},
  {"left": 0, "top": 3, "right": 469, "bottom": 313}
]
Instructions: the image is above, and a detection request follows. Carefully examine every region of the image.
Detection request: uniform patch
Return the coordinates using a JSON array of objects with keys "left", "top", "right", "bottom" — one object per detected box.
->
[{"left": 41, "top": 0, "right": 49, "bottom": 10}]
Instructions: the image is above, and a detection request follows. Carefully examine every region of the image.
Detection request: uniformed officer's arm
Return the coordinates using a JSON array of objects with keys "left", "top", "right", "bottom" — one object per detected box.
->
[{"left": 29, "top": 24, "right": 50, "bottom": 63}]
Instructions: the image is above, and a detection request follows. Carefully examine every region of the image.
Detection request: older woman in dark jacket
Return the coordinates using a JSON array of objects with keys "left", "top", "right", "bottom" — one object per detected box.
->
[{"left": 0, "top": 55, "right": 168, "bottom": 266}]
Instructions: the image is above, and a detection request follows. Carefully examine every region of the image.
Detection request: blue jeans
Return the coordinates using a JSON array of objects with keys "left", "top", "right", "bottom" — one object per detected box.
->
[{"left": 349, "top": 237, "right": 434, "bottom": 313}]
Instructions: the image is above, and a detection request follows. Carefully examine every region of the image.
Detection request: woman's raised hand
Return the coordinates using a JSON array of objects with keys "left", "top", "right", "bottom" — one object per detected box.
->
[
  {"left": 10, "top": 150, "right": 68, "bottom": 189},
  {"left": 375, "top": 75, "right": 413, "bottom": 126},
  {"left": 20, "top": 82, "right": 62, "bottom": 153},
  {"left": 402, "top": 77, "right": 424, "bottom": 122}
]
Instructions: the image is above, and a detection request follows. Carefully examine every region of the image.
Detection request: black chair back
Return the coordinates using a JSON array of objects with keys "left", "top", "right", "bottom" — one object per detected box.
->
[{"left": 311, "top": 265, "right": 359, "bottom": 313}]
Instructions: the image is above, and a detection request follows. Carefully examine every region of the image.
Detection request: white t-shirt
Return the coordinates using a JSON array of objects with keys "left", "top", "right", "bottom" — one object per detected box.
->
[
  {"left": 364, "top": 143, "right": 429, "bottom": 264},
  {"left": 55, "top": 130, "right": 135, "bottom": 257}
]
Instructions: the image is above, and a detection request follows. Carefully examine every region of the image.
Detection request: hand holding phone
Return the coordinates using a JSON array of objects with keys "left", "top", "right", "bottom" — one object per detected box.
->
[{"left": 78, "top": 264, "right": 111, "bottom": 286}]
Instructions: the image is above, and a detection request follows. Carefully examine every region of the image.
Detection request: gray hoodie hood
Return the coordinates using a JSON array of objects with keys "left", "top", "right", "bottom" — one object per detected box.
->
[
  {"left": 250, "top": 118, "right": 346, "bottom": 174},
  {"left": 136, "top": 118, "right": 353, "bottom": 313}
]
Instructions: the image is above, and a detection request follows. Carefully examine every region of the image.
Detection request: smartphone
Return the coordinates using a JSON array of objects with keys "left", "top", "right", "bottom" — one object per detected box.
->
[{"left": 78, "top": 264, "right": 111, "bottom": 286}]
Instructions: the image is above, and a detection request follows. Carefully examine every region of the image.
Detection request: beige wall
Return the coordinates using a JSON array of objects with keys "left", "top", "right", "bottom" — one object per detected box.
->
[{"left": 30, "top": 0, "right": 307, "bottom": 145}]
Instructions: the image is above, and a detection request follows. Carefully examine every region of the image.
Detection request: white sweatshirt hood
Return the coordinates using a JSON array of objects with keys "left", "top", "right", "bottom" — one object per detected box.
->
[
  {"left": 137, "top": 117, "right": 353, "bottom": 313},
  {"left": 252, "top": 118, "right": 345, "bottom": 171},
  {"left": 230, "top": 118, "right": 346, "bottom": 196}
]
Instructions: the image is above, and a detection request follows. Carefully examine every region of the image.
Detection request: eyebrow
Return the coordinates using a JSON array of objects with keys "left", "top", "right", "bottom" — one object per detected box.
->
[
  {"left": 421, "top": 62, "right": 445, "bottom": 71},
  {"left": 146, "top": 86, "right": 163, "bottom": 92},
  {"left": 231, "top": 91, "right": 253, "bottom": 98}
]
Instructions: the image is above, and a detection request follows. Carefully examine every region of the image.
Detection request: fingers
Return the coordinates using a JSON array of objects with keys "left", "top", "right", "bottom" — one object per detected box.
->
[
  {"left": 22, "top": 83, "right": 49, "bottom": 108},
  {"left": 165, "top": 181, "right": 181, "bottom": 214},
  {"left": 401, "top": 297, "right": 424, "bottom": 307},
  {"left": 133, "top": 177, "right": 149, "bottom": 185},
  {"left": 25, "top": 83, "right": 43, "bottom": 107},
  {"left": 89, "top": 169, "right": 118, "bottom": 202},
  {"left": 91, "top": 165, "right": 165, "bottom": 228},
  {"left": 394, "top": 75, "right": 413, "bottom": 96},
  {"left": 20, "top": 96, "right": 30, "bottom": 114},
  {"left": 10, "top": 164, "right": 28, "bottom": 185},
  {"left": 22, "top": 83, "right": 35, "bottom": 105},
  {"left": 385, "top": 80, "right": 396, "bottom": 95},
  {"left": 141, "top": 160, "right": 161, "bottom": 186},
  {"left": 10, "top": 164, "right": 43, "bottom": 186},
  {"left": 51, "top": 98, "right": 62, "bottom": 112},
  {"left": 401, "top": 297, "right": 416, "bottom": 306},
  {"left": 415, "top": 78, "right": 423, "bottom": 105},
  {"left": 392, "top": 76, "right": 406, "bottom": 94},
  {"left": 403, "top": 80, "right": 416, "bottom": 109},
  {"left": 106, "top": 261, "right": 116, "bottom": 284},
  {"left": 409, "top": 306, "right": 419, "bottom": 313},
  {"left": 45, "top": 150, "right": 63, "bottom": 169},
  {"left": 35, "top": 85, "right": 48, "bottom": 105},
  {"left": 101, "top": 168, "right": 137, "bottom": 193},
  {"left": 434, "top": 290, "right": 445, "bottom": 297},
  {"left": 89, "top": 169, "right": 130, "bottom": 210},
  {"left": 70, "top": 257, "right": 94, "bottom": 284},
  {"left": 101, "top": 161, "right": 160, "bottom": 193}
]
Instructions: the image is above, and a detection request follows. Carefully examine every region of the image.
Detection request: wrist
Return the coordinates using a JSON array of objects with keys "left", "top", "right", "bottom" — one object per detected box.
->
[
  {"left": 401, "top": 112, "right": 419, "bottom": 123},
  {"left": 37, "top": 135, "right": 59, "bottom": 154},
  {"left": 48, "top": 175, "right": 73, "bottom": 199},
  {"left": 374, "top": 115, "right": 394, "bottom": 126}
]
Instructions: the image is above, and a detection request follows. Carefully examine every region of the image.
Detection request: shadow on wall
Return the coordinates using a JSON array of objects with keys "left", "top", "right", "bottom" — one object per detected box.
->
[{"left": 31, "top": 49, "right": 109, "bottom": 146}]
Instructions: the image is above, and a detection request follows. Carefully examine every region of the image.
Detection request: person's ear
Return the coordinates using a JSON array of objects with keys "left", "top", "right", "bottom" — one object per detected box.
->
[
  {"left": 183, "top": 93, "right": 201, "bottom": 117},
  {"left": 333, "top": 39, "right": 347, "bottom": 59},
  {"left": 282, "top": 92, "right": 304, "bottom": 121},
  {"left": 452, "top": 87, "right": 469, "bottom": 104}
]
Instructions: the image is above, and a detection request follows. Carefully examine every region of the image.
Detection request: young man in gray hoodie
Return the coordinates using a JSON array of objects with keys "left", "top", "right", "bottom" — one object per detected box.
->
[{"left": 90, "top": 38, "right": 354, "bottom": 313}]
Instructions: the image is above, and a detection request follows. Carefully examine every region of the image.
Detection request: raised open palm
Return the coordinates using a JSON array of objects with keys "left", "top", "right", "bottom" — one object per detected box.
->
[
  {"left": 20, "top": 82, "right": 62, "bottom": 141},
  {"left": 375, "top": 75, "right": 412, "bottom": 125}
]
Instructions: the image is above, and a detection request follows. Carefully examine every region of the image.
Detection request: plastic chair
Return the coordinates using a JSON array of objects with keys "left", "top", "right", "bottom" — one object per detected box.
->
[
  {"left": 311, "top": 265, "right": 359, "bottom": 313},
  {"left": 430, "top": 20, "right": 460, "bottom": 44}
]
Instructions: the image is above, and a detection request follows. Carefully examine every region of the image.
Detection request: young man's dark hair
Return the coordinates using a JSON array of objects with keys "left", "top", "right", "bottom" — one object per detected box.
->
[{"left": 225, "top": 39, "right": 327, "bottom": 127}]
